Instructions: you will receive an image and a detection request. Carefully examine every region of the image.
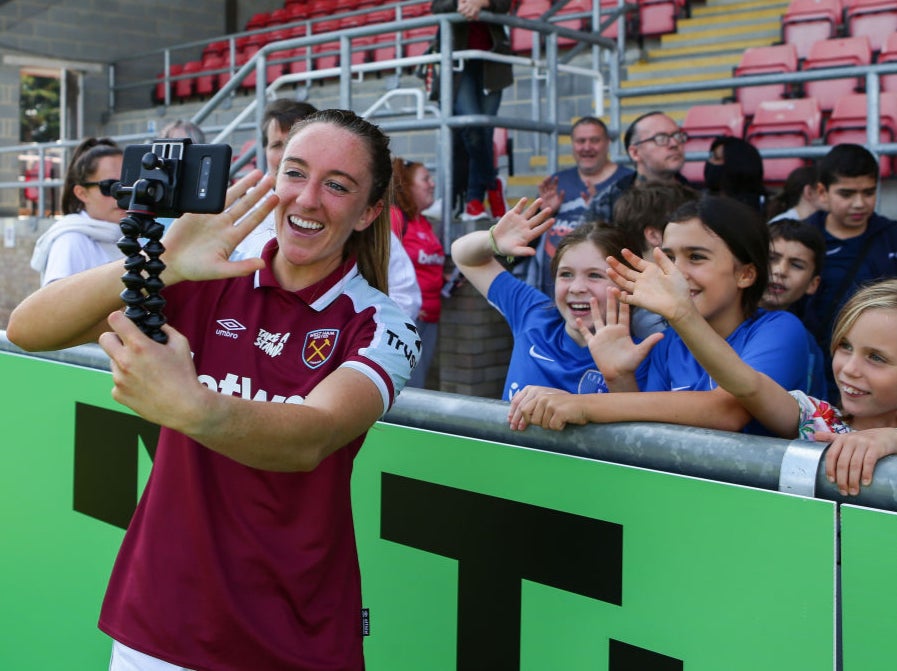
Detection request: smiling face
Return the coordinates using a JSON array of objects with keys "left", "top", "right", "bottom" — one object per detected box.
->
[
  {"left": 832, "top": 308, "right": 897, "bottom": 428},
  {"left": 75, "top": 154, "right": 126, "bottom": 224},
  {"left": 762, "top": 237, "right": 820, "bottom": 310},
  {"left": 571, "top": 121, "right": 610, "bottom": 177},
  {"left": 272, "top": 122, "right": 383, "bottom": 291},
  {"left": 819, "top": 175, "right": 877, "bottom": 239},
  {"left": 662, "top": 218, "right": 756, "bottom": 337},
  {"left": 553, "top": 241, "right": 613, "bottom": 345}
]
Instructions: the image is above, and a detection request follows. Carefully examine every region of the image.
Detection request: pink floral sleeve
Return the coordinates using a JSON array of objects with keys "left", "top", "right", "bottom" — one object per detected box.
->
[{"left": 788, "top": 391, "right": 852, "bottom": 440}]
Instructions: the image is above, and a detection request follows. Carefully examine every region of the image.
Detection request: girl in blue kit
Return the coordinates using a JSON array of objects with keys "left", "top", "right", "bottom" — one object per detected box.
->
[
  {"left": 604, "top": 264, "right": 897, "bottom": 497},
  {"left": 451, "top": 198, "right": 658, "bottom": 401},
  {"left": 508, "top": 195, "right": 813, "bottom": 435}
]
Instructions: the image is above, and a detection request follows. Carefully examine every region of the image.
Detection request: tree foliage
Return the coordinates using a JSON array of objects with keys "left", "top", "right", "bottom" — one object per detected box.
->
[{"left": 21, "top": 74, "right": 60, "bottom": 143}]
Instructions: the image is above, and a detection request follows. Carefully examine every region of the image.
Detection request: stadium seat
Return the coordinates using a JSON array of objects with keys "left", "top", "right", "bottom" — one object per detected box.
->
[
  {"left": 801, "top": 35, "right": 872, "bottom": 111},
  {"left": 554, "top": 0, "right": 589, "bottom": 47},
  {"left": 202, "top": 40, "right": 229, "bottom": 60},
  {"left": 286, "top": 47, "right": 312, "bottom": 78},
  {"left": 680, "top": 102, "right": 747, "bottom": 183},
  {"left": 245, "top": 12, "right": 270, "bottom": 31},
  {"left": 638, "top": 0, "right": 679, "bottom": 38},
  {"left": 824, "top": 92, "right": 897, "bottom": 175},
  {"left": 403, "top": 26, "right": 438, "bottom": 58},
  {"left": 844, "top": 0, "right": 897, "bottom": 52},
  {"left": 512, "top": 0, "right": 552, "bottom": 53},
  {"left": 782, "top": 0, "right": 842, "bottom": 60},
  {"left": 370, "top": 31, "right": 399, "bottom": 62},
  {"left": 174, "top": 60, "right": 202, "bottom": 100},
  {"left": 195, "top": 54, "right": 225, "bottom": 97},
  {"left": 746, "top": 98, "right": 822, "bottom": 183},
  {"left": 879, "top": 31, "right": 897, "bottom": 92},
  {"left": 734, "top": 43, "right": 799, "bottom": 117},
  {"left": 403, "top": 1, "right": 429, "bottom": 18},
  {"left": 313, "top": 40, "right": 340, "bottom": 71},
  {"left": 154, "top": 63, "right": 183, "bottom": 104},
  {"left": 268, "top": 8, "right": 291, "bottom": 27}
]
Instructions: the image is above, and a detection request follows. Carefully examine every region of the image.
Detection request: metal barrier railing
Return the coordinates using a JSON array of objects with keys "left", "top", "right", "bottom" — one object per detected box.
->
[{"left": 4, "top": 329, "right": 896, "bottom": 513}]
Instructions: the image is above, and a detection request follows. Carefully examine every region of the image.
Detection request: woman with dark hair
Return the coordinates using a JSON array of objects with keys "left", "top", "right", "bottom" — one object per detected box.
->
[
  {"left": 767, "top": 164, "right": 823, "bottom": 222},
  {"left": 704, "top": 136, "right": 767, "bottom": 214},
  {"left": 391, "top": 158, "right": 445, "bottom": 387},
  {"left": 30, "top": 137, "right": 125, "bottom": 285},
  {"left": 509, "top": 195, "right": 813, "bottom": 436},
  {"left": 9, "top": 109, "right": 419, "bottom": 671}
]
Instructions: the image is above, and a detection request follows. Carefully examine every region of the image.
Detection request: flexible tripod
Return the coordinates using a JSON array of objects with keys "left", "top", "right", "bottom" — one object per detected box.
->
[{"left": 114, "top": 142, "right": 187, "bottom": 344}]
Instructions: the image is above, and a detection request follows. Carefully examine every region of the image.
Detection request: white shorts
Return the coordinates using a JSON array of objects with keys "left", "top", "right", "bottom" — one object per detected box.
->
[{"left": 109, "top": 641, "right": 194, "bottom": 671}]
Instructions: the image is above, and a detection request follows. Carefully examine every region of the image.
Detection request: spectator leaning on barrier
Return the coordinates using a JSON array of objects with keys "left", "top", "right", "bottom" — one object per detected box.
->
[
  {"left": 452, "top": 197, "right": 656, "bottom": 403},
  {"left": 601, "top": 262, "right": 897, "bottom": 498},
  {"left": 508, "top": 195, "right": 813, "bottom": 438}
]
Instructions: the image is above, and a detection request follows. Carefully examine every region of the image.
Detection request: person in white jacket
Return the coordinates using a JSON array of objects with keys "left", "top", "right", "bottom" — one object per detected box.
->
[{"left": 30, "top": 137, "right": 125, "bottom": 286}]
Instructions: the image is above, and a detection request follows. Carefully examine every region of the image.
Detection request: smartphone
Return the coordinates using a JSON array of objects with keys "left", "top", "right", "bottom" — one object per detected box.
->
[{"left": 117, "top": 140, "right": 232, "bottom": 218}]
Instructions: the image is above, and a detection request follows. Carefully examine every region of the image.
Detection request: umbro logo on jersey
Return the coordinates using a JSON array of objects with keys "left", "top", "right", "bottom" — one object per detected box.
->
[
  {"left": 303, "top": 328, "right": 339, "bottom": 369},
  {"left": 215, "top": 318, "right": 246, "bottom": 339}
]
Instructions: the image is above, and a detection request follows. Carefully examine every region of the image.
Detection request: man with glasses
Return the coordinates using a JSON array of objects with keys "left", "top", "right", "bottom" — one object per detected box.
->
[{"left": 584, "top": 111, "right": 692, "bottom": 226}]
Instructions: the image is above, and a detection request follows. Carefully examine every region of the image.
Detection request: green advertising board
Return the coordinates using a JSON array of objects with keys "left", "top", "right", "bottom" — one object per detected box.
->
[
  {"left": 0, "top": 350, "right": 842, "bottom": 669},
  {"left": 840, "top": 504, "right": 897, "bottom": 671}
]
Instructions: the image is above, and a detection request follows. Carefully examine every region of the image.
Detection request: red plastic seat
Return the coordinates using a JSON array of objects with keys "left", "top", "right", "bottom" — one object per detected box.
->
[
  {"left": 203, "top": 40, "right": 229, "bottom": 60},
  {"left": 175, "top": 60, "right": 202, "bottom": 100},
  {"left": 844, "top": 0, "right": 897, "bottom": 51},
  {"left": 554, "top": 0, "right": 589, "bottom": 47},
  {"left": 403, "top": 26, "right": 438, "bottom": 58},
  {"left": 195, "top": 54, "right": 225, "bottom": 97},
  {"left": 746, "top": 98, "right": 822, "bottom": 184},
  {"left": 403, "top": 1, "right": 429, "bottom": 18},
  {"left": 246, "top": 12, "right": 270, "bottom": 31},
  {"left": 782, "top": 0, "right": 842, "bottom": 60},
  {"left": 802, "top": 36, "right": 872, "bottom": 111},
  {"left": 638, "top": 0, "right": 679, "bottom": 38},
  {"left": 268, "top": 8, "right": 291, "bottom": 27},
  {"left": 370, "top": 31, "right": 399, "bottom": 61},
  {"left": 824, "top": 92, "right": 897, "bottom": 175},
  {"left": 512, "top": 0, "right": 551, "bottom": 53},
  {"left": 880, "top": 32, "right": 897, "bottom": 92},
  {"left": 154, "top": 63, "right": 183, "bottom": 103},
  {"left": 734, "top": 43, "right": 799, "bottom": 117},
  {"left": 680, "top": 103, "right": 747, "bottom": 183},
  {"left": 287, "top": 48, "right": 312, "bottom": 77}
]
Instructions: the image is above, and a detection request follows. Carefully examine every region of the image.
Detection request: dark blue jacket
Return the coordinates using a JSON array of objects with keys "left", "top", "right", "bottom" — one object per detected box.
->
[{"left": 803, "top": 210, "right": 897, "bottom": 398}]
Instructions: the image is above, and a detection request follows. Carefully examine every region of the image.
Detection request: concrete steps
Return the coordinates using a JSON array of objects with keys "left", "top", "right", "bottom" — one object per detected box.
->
[
  {"left": 619, "top": 0, "right": 788, "bottom": 118},
  {"left": 509, "top": 0, "right": 789, "bottom": 194}
]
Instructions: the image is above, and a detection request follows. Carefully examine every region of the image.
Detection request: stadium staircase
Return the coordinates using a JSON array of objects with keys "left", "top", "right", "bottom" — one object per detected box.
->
[{"left": 510, "top": 0, "right": 789, "bottom": 195}]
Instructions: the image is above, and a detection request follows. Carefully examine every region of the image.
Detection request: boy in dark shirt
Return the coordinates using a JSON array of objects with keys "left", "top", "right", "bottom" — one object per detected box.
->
[{"left": 803, "top": 144, "right": 897, "bottom": 399}]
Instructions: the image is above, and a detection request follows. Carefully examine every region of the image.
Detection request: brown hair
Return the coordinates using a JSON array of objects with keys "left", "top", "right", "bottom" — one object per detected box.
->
[
  {"left": 391, "top": 158, "right": 424, "bottom": 220},
  {"left": 288, "top": 109, "right": 393, "bottom": 294},
  {"left": 550, "top": 221, "right": 642, "bottom": 280},
  {"left": 60, "top": 137, "right": 121, "bottom": 214}
]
